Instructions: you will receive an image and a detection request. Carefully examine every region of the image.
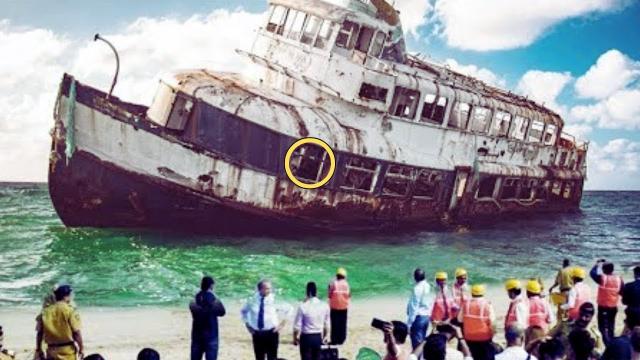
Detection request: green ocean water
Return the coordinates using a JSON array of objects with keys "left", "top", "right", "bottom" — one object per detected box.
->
[{"left": 1, "top": 183, "right": 639, "bottom": 307}]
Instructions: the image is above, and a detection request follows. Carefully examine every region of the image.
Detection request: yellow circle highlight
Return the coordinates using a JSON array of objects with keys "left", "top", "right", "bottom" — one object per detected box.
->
[{"left": 284, "top": 137, "right": 336, "bottom": 189}]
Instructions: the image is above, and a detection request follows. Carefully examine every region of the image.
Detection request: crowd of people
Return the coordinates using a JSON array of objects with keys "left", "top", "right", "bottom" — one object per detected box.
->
[{"left": 0, "top": 260, "right": 638, "bottom": 360}]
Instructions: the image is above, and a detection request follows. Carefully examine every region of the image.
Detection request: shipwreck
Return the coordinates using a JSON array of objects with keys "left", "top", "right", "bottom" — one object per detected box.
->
[{"left": 49, "top": 0, "right": 588, "bottom": 233}]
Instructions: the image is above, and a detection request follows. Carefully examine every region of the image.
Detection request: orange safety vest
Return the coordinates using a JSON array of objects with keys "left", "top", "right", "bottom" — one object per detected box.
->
[
  {"left": 452, "top": 284, "right": 469, "bottom": 318},
  {"left": 463, "top": 298, "right": 493, "bottom": 342},
  {"left": 528, "top": 296, "right": 550, "bottom": 331},
  {"left": 597, "top": 274, "right": 622, "bottom": 308},
  {"left": 431, "top": 286, "right": 454, "bottom": 322},
  {"left": 505, "top": 296, "right": 525, "bottom": 329},
  {"left": 328, "top": 279, "right": 350, "bottom": 310},
  {"left": 568, "top": 282, "right": 592, "bottom": 321}
]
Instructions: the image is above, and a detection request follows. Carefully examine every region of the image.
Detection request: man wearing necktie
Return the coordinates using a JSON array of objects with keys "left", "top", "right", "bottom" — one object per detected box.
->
[{"left": 241, "top": 279, "right": 288, "bottom": 360}]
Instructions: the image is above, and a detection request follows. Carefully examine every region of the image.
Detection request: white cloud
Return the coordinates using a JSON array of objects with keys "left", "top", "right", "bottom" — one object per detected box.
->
[
  {"left": 0, "top": 9, "right": 263, "bottom": 182},
  {"left": 562, "top": 124, "right": 593, "bottom": 142},
  {"left": 516, "top": 70, "right": 572, "bottom": 115},
  {"left": 395, "top": 0, "right": 433, "bottom": 38},
  {"left": 571, "top": 89, "right": 640, "bottom": 130},
  {"left": 575, "top": 49, "right": 640, "bottom": 100},
  {"left": 586, "top": 139, "right": 640, "bottom": 190},
  {"left": 433, "top": 0, "right": 626, "bottom": 51},
  {"left": 444, "top": 58, "right": 506, "bottom": 87}
]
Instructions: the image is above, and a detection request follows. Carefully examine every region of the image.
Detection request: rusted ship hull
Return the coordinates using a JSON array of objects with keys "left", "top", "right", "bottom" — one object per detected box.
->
[{"left": 48, "top": 75, "right": 583, "bottom": 234}]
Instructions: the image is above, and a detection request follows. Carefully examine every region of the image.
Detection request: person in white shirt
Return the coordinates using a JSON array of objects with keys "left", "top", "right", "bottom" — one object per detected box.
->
[
  {"left": 407, "top": 268, "right": 434, "bottom": 350},
  {"left": 293, "top": 282, "right": 330, "bottom": 360},
  {"left": 241, "top": 279, "right": 290, "bottom": 360},
  {"left": 495, "top": 325, "right": 537, "bottom": 360}
]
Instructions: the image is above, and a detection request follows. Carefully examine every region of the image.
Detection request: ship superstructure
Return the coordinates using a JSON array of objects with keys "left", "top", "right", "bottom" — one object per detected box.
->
[{"left": 49, "top": 0, "right": 587, "bottom": 232}]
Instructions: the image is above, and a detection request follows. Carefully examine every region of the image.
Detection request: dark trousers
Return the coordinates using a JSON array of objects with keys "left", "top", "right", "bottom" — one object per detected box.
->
[
  {"left": 409, "top": 315, "right": 430, "bottom": 350},
  {"left": 190, "top": 337, "right": 219, "bottom": 360},
  {"left": 467, "top": 341, "right": 495, "bottom": 360},
  {"left": 598, "top": 306, "right": 618, "bottom": 345},
  {"left": 299, "top": 333, "right": 323, "bottom": 360},
  {"left": 252, "top": 330, "right": 279, "bottom": 360},
  {"left": 330, "top": 309, "right": 348, "bottom": 345}
]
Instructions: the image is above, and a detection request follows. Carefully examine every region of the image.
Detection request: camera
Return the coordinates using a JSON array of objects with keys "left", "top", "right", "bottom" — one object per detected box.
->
[{"left": 371, "top": 318, "right": 392, "bottom": 331}]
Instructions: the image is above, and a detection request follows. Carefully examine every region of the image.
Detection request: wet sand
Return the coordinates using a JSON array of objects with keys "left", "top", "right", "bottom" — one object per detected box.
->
[{"left": 0, "top": 285, "right": 624, "bottom": 360}]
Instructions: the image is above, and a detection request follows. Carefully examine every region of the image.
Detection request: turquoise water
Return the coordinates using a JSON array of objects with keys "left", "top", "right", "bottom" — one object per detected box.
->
[{"left": 0, "top": 183, "right": 639, "bottom": 307}]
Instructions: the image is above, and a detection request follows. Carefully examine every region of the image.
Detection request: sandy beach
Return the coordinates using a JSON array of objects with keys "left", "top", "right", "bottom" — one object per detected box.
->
[{"left": 3, "top": 283, "right": 622, "bottom": 360}]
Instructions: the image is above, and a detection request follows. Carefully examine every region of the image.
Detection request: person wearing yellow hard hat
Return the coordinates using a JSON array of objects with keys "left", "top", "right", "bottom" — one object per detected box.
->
[
  {"left": 527, "top": 279, "right": 556, "bottom": 332},
  {"left": 328, "top": 267, "right": 351, "bottom": 345},
  {"left": 451, "top": 268, "right": 469, "bottom": 321},
  {"left": 561, "top": 266, "right": 593, "bottom": 322},
  {"left": 431, "top": 272, "right": 454, "bottom": 324},
  {"left": 457, "top": 284, "right": 496, "bottom": 360},
  {"left": 504, "top": 279, "right": 529, "bottom": 331}
]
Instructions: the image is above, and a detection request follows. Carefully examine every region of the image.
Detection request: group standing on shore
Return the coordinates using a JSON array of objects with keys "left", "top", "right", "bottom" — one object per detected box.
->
[{"left": 1, "top": 260, "right": 639, "bottom": 360}]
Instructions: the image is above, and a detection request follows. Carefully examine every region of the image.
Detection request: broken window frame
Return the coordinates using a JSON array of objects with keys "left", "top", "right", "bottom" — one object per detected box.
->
[
  {"left": 413, "top": 170, "right": 443, "bottom": 199},
  {"left": 369, "top": 31, "right": 386, "bottom": 58},
  {"left": 389, "top": 86, "right": 421, "bottom": 120},
  {"left": 314, "top": 20, "right": 335, "bottom": 49},
  {"left": 558, "top": 151, "right": 568, "bottom": 168},
  {"left": 528, "top": 119, "right": 545, "bottom": 143},
  {"left": 448, "top": 102, "right": 472, "bottom": 130},
  {"left": 166, "top": 93, "right": 194, "bottom": 131},
  {"left": 420, "top": 93, "right": 448, "bottom": 125},
  {"left": 288, "top": 143, "right": 331, "bottom": 184},
  {"left": 510, "top": 115, "right": 530, "bottom": 141},
  {"left": 355, "top": 25, "right": 376, "bottom": 53},
  {"left": 476, "top": 176, "right": 498, "bottom": 199},
  {"left": 266, "top": 5, "right": 289, "bottom": 35},
  {"left": 335, "top": 20, "right": 360, "bottom": 50},
  {"left": 286, "top": 10, "right": 308, "bottom": 41},
  {"left": 340, "top": 157, "right": 380, "bottom": 193},
  {"left": 563, "top": 181, "right": 574, "bottom": 199},
  {"left": 551, "top": 181, "right": 562, "bottom": 196},
  {"left": 282, "top": 9, "right": 301, "bottom": 39},
  {"left": 518, "top": 179, "right": 537, "bottom": 200},
  {"left": 544, "top": 124, "right": 558, "bottom": 146},
  {"left": 535, "top": 181, "right": 549, "bottom": 200},
  {"left": 500, "top": 177, "right": 520, "bottom": 200},
  {"left": 469, "top": 106, "right": 492, "bottom": 133},
  {"left": 492, "top": 110, "right": 512, "bottom": 137},
  {"left": 381, "top": 165, "right": 415, "bottom": 197},
  {"left": 301, "top": 14, "right": 323, "bottom": 45},
  {"left": 359, "top": 83, "right": 389, "bottom": 102}
]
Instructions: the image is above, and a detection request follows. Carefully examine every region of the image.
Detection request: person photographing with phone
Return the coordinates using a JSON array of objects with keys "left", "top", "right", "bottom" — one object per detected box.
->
[{"left": 371, "top": 319, "right": 410, "bottom": 360}]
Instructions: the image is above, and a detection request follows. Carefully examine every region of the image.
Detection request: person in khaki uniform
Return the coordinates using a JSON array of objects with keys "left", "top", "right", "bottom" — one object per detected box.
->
[{"left": 36, "top": 285, "right": 84, "bottom": 360}]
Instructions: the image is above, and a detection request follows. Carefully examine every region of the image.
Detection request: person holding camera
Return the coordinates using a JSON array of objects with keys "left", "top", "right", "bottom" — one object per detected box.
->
[
  {"left": 378, "top": 321, "right": 410, "bottom": 360},
  {"left": 590, "top": 259, "right": 624, "bottom": 345}
]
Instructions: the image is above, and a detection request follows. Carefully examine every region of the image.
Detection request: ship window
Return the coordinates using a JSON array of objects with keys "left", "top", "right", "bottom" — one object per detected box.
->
[
  {"left": 287, "top": 11, "right": 307, "bottom": 41},
  {"left": 535, "top": 181, "right": 549, "bottom": 200},
  {"left": 359, "top": 83, "right": 388, "bottom": 102},
  {"left": 369, "top": 31, "right": 386, "bottom": 58},
  {"left": 575, "top": 153, "right": 584, "bottom": 171},
  {"left": 421, "top": 93, "right": 448, "bottom": 125},
  {"left": 167, "top": 93, "right": 194, "bottom": 131},
  {"left": 282, "top": 9, "right": 300, "bottom": 38},
  {"left": 528, "top": 119, "right": 545, "bottom": 143},
  {"left": 492, "top": 110, "right": 512, "bottom": 137},
  {"left": 336, "top": 20, "right": 360, "bottom": 50},
  {"left": 267, "top": 6, "right": 288, "bottom": 35},
  {"left": 341, "top": 157, "right": 379, "bottom": 192},
  {"left": 519, "top": 179, "right": 536, "bottom": 200},
  {"left": 301, "top": 15, "right": 322, "bottom": 45},
  {"left": 382, "top": 165, "right": 414, "bottom": 196},
  {"left": 469, "top": 106, "right": 491, "bottom": 133},
  {"left": 355, "top": 26, "right": 375, "bottom": 53},
  {"left": 414, "top": 170, "right": 442, "bottom": 198},
  {"left": 551, "top": 181, "right": 562, "bottom": 196},
  {"left": 314, "top": 20, "right": 334, "bottom": 49},
  {"left": 563, "top": 181, "right": 574, "bottom": 199},
  {"left": 288, "top": 142, "right": 330, "bottom": 184},
  {"left": 390, "top": 86, "right": 420, "bottom": 119},
  {"left": 500, "top": 178, "right": 520, "bottom": 200},
  {"left": 544, "top": 124, "right": 557, "bottom": 145},
  {"left": 477, "top": 176, "right": 497, "bottom": 199},
  {"left": 449, "top": 102, "right": 472, "bottom": 129},
  {"left": 558, "top": 151, "right": 568, "bottom": 168},
  {"left": 510, "top": 115, "right": 530, "bottom": 140}
]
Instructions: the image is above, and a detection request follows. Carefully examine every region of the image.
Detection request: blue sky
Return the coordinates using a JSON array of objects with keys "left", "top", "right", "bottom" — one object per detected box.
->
[{"left": 1, "top": 0, "right": 639, "bottom": 189}]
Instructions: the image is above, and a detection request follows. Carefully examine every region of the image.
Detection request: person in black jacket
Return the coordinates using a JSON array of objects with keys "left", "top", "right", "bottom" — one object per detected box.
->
[
  {"left": 190, "top": 276, "right": 226, "bottom": 360},
  {"left": 623, "top": 266, "right": 640, "bottom": 313}
]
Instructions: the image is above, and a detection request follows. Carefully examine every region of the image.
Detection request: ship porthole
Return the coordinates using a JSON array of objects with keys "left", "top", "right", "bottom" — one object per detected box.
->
[{"left": 284, "top": 137, "right": 336, "bottom": 190}]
